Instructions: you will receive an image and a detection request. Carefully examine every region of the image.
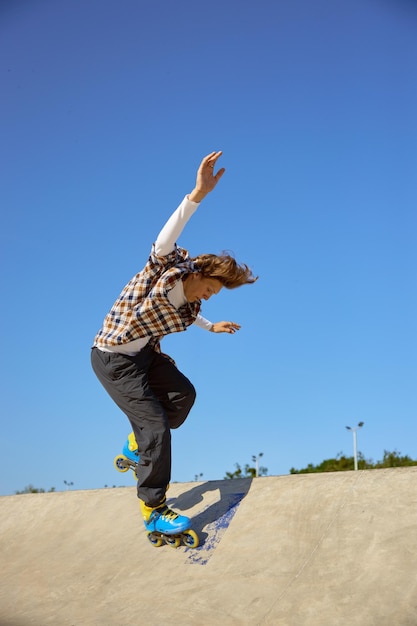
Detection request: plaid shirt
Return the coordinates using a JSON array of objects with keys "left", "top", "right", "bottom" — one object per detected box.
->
[{"left": 93, "top": 244, "right": 201, "bottom": 351}]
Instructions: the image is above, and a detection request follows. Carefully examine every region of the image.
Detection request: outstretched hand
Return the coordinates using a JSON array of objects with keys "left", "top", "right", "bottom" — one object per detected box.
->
[
  {"left": 188, "top": 151, "right": 225, "bottom": 203},
  {"left": 211, "top": 321, "right": 241, "bottom": 334}
]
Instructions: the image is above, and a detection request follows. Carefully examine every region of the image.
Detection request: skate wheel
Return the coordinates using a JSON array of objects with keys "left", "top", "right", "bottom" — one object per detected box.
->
[
  {"left": 114, "top": 455, "right": 129, "bottom": 473},
  {"left": 165, "top": 535, "right": 181, "bottom": 549},
  {"left": 182, "top": 529, "right": 199, "bottom": 548},
  {"left": 146, "top": 532, "right": 163, "bottom": 548}
]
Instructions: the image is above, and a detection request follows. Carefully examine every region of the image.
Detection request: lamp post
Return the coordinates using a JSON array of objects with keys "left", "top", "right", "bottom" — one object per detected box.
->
[
  {"left": 252, "top": 453, "right": 263, "bottom": 478},
  {"left": 345, "top": 422, "right": 364, "bottom": 470}
]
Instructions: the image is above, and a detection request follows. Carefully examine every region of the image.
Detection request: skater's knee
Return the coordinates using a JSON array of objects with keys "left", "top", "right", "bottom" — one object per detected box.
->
[
  {"left": 169, "top": 416, "right": 187, "bottom": 429},
  {"left": 187, "top": 383, "right": 196, "bottom": 407},
  {"left": 171, "top": 383, "right": 196, "bottom": 415},
  {"left": 169, "top": 398, "right": 195, "bottom": 429}
]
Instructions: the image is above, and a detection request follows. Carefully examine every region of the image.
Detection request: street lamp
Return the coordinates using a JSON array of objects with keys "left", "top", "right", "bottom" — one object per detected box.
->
[
  {"left": 345, "top": 422, "right": 364, "bottom": 471},
  {"left": 252, "top": 453, "right": 263, "bottom": 478}
]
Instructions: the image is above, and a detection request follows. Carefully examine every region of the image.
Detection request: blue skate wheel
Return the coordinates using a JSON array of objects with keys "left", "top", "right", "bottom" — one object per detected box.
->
[
  {"left": 146, "top": 532, "right": 163, "bottom": 547},
  {"left": 113, "top": 455, "right": 129, "bottom": 473},
  {"left": 182, "top": 529, "right": 199, "bottom": 548},
  {"left": 164, "top": 535, "right": 181, "bottom": 548}
]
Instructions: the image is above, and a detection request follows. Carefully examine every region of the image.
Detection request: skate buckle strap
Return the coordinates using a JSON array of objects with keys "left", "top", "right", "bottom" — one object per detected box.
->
[{"left": 150, "top": 505, "right": 178, "bottom": 523}]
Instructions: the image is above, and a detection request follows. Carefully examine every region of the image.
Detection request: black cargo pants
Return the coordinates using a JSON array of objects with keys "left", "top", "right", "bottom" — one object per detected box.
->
[{"left": 91, "top": 345, "right": 196, "bottom": 507}]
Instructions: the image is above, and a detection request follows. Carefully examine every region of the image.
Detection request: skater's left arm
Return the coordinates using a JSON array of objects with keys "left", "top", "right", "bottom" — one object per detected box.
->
[
  {"left": 194, "top": 314, "right": 241, "bottom": 334},
  {"left": 210, "top": 321, "right": 241, "bottom": 334}
]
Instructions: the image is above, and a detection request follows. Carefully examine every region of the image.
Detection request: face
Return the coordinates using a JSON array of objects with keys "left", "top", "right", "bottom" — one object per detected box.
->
[{"left": 183, "top": 274, "right": 223, "bottom": 303}]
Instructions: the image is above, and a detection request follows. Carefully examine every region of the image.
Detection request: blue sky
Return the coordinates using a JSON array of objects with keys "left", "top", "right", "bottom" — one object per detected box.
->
[{"left": 1, "top": 0, "right": 416, "bottom": 495}]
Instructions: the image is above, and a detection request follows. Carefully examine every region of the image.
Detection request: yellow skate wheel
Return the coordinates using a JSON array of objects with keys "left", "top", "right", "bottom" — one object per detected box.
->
[
  {"left": 165, "top": 535, "right": 181, "bottom": 549},
  {"left": 114, "top": 454, "right": 129, "bottom": 473},
  {"left": 146, "top": 532, "right": 163, "bottom": 548},
  {"left": 182, "top": 529, "right": 199, "bottom": 548}
]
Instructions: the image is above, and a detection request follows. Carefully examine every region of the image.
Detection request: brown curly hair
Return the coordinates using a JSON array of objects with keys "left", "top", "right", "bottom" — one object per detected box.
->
[{"left": 191, "top": 253, "right": 258, "bottom": 289}]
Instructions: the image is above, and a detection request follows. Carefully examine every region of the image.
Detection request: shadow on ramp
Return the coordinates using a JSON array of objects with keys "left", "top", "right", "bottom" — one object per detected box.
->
[{"left": 166, "top": 477, "right": 252, "bottom": 563}]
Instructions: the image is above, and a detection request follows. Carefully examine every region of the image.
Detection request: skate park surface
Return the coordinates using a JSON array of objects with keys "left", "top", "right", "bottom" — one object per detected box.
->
[{"left": 1, "top": 467, "right": 416, "bottom": 626}]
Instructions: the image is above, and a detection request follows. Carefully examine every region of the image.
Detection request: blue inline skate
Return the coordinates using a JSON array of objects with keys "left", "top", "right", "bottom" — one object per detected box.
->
[
  {"left": 141, "top": 501, "right": 199, "bottom": 549},
  {"left": 115, "top": 433, "right": 199, "bottom": 548},
  {"left": 114, "top": 432, "right": 139, "bottom": 479}
]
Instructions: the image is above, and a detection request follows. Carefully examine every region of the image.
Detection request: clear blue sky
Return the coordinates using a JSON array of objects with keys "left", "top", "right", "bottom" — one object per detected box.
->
[{"left": 1, "top": 0, "right": 416, "bottom": 495}]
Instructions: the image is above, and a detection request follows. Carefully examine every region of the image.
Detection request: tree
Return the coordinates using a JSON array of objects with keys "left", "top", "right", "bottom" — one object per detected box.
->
[
  {"left": 373, "top": 450, "right": 417, "bottom": 469},
  {"left": 15, "top": 485, "right": 56, "bottom": 494},
  {"left": 224, "top": 459, "right": 268, "bottom": 479},
  {"left": 290, "top": 450, "right": 417, "bottom": 474}
]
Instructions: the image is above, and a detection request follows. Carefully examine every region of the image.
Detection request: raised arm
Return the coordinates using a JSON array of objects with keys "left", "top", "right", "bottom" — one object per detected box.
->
[{"left": 155, "top": 151, "right": 225, "bottom": 256}]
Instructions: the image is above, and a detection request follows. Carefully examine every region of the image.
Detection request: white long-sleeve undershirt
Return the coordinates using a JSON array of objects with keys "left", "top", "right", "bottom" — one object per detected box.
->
[
  {"left": 154, "top": 196, "right": 199, "bottom": 256},
  {"left": 100, "top": 196, "right": 212, "bottom": 355},
  {"left": 154, "top": 195, "right": 213, "bottom": 330}
]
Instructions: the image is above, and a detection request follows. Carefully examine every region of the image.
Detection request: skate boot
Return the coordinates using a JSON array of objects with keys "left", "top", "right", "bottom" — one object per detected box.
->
[
  {"left": 140, "top": 500, "right": 199, "bottom": 549},
  {"left": 114, "top": 432, "right": 139, "bottom": 478}
]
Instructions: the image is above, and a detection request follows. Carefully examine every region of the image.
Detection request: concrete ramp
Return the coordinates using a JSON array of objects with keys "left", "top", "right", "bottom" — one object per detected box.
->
[{"left": 1, "top": 468, "right": 416, "bottom": 626}]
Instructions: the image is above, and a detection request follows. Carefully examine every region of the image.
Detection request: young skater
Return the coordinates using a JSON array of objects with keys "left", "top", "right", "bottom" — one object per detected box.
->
[{"left": 91, "top": 151, "right": 257, "bottom": 536}]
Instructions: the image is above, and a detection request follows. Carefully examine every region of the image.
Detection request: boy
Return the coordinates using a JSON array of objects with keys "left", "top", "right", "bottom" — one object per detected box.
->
[{"left": 91, "top": 151, "right": 257, "bottom": 534}]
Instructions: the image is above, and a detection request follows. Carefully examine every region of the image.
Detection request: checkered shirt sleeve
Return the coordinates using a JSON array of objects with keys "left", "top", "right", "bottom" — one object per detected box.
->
[{"left": 93, "top": 244, "right": 200, "bottom": 349}]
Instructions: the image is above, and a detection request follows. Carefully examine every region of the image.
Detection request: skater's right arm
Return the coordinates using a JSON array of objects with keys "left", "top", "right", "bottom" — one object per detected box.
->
[{"left": 154, "top": 151, "right": 225, "bottom": 257}]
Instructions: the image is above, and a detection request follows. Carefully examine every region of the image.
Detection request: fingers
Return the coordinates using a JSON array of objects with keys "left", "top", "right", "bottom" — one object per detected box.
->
[
  {"left": 212, "top": 321, "right": 241, "bottom": 334},
  {"left": 203, "top": 151, "right": 223, "bottom": 171},
  {"left": 205, "top": 152, "right": 225, "bottom": 184},
  {"left": 194, "top": 151, "right": 225, "bottom": 198},
  {"left": 205, "top": 150, "right": 222, "bottom": 163},
  {"left": 215, "top": 167, "right": 226, "bottom": 181}
]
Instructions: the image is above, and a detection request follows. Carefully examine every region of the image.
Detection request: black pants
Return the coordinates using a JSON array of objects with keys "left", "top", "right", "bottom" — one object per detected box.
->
[{"left": 91, "top": 346, "right": 196, "bottom": 507}]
